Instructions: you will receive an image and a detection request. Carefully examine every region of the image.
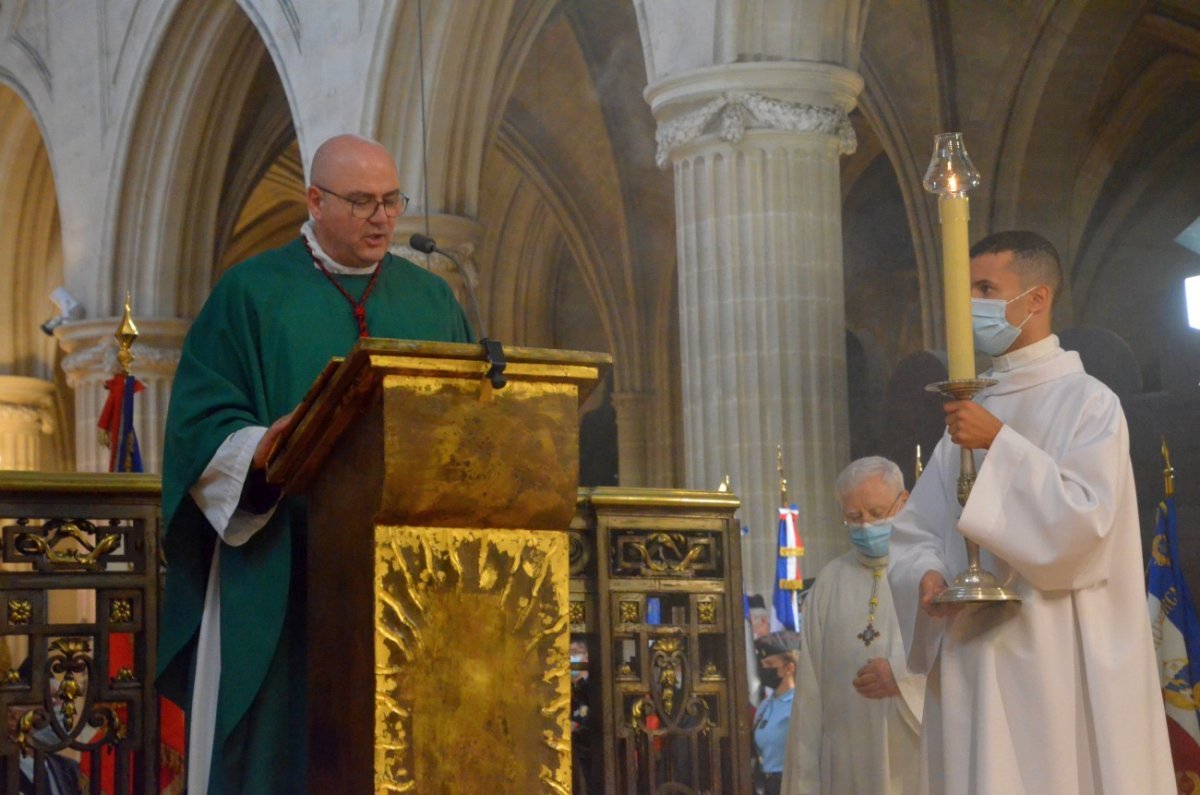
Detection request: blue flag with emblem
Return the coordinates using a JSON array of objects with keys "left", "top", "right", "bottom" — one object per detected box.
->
[{"left": 1148, "top": 447, "right": 1200, "bottom": 779}]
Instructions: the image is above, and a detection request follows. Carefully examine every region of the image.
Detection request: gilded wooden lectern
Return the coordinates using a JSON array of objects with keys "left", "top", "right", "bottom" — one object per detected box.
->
[{"left": 267, "top": 338, "right": 608, "bottom": 794}]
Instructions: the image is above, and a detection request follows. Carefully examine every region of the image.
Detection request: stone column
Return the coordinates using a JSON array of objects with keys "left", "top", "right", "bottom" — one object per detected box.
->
[
  {"left": 611, "top": 390, "right": 653, "bottom": 487},
  {"left": 0, "top": 376, "right": 58, "bottom": 471},
  {"left": 392, "top": 215, "right": 487, "bottom": 339},
  {"left": 56, "top": 318, "right": 190, "bottom": 474},
  {"left": 647, "top": 62, "right": 862, "bottom": 596}
]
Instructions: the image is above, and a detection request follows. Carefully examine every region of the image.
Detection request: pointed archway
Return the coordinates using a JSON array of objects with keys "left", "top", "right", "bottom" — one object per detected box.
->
[{"left": 0, "top": 82, "right": 68, "bottom": 472}]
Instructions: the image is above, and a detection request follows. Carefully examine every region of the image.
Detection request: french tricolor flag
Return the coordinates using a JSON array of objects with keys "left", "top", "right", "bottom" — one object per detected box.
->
[{"left": 771, "top": 504, "right": 805, "bottom": 632}]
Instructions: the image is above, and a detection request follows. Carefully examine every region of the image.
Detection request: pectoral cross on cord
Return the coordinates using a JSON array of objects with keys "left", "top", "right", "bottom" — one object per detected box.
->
[
  {"left": 303, "top": 236, "right": 381, "bottom": 337},
  {"left": 857, "top": 566, "right": 885, "bottom": 647}
]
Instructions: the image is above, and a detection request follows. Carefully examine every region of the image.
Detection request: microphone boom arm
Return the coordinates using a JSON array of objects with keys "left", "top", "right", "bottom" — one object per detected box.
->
[{"left": 409, "top": 233, "right": 506, "bottom": 389}]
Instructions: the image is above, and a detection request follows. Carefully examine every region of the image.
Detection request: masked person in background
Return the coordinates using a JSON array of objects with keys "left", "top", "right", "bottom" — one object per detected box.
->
[
  {"left": 782, "top": 456, "right": 924, "bottom": 795},
  {"left": 752, "top": 631, "right": 801, "bottom": 795}
]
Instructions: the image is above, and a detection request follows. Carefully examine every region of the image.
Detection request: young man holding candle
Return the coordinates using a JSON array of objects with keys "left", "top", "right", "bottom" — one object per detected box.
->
[{"left": 887, "top": 231, "right": 1174, "bottom": 794}]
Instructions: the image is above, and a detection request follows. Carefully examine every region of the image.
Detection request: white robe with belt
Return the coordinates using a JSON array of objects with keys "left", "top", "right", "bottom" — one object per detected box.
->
[
  {"left": 888, "top": 335, "right": 1174, "bottom": 795},
  {"left": 782, "top": 550, "right": 924, "bottom": 794}
]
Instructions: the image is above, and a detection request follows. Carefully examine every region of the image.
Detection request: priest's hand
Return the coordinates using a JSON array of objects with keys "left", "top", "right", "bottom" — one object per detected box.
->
[
  {"left": 919, "top": 570, "right": 960, "bottom": 618},
  {"left": 252, "top": 409, "right": 298, "bottom": 471},
  {"left": 944, "top": 400, "right": 1003, "bottom": 449},
  {"left": 853, "top": 658, "right": 900, "bottom": 699}
]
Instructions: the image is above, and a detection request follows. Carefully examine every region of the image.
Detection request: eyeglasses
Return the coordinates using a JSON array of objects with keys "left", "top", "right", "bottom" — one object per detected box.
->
[
  {"left": 842, "top": 491, "right": 904, "bottom": 526},
  {"left": 314, "top": 184, "right": 409, "bottom": 219}
]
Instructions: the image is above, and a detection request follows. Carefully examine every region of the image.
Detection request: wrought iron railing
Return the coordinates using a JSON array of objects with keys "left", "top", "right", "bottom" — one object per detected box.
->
[
  {"left": 0, "top": 472, "right": 162, "bottom": 795},
  {"left": 0, "top": 475, "right": 752, "bottom": 794},
  {"left": 570, "top": 488, "right": 752, "bottom": 795}
]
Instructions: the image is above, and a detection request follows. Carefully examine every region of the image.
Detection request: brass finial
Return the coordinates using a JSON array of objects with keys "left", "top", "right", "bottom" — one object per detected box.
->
[
  {"left": 1163, "top": 436, "right": 1175, "bottom": 498},
  {"left": 777, "top": 445, "right": 787, "bottom": 507},
  {"left": 717, "top": 475, "right": 731, "bottom": 493},
  {"left": 115, "top": 292, "right": 139, "bottom": 376},
  {"left": 914, "top": 444, "right": 924, "bottom": 481}
]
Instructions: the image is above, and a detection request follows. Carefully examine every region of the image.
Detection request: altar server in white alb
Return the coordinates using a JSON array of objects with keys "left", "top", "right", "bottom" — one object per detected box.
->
[
  {"left": 782, "top": 456, "right": 924, "bottom": 795},
  {"left": 888, "top": 230, "right": 1174, "bottom": 794}
]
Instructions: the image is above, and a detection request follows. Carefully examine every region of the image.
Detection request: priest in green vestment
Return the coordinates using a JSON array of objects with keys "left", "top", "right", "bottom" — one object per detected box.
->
[{"left": 156, "top": 134, "right": 472, "bottom": 794}]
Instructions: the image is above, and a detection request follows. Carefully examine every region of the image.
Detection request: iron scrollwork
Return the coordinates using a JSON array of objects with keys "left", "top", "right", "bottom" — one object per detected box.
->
[
  {"left": 611, "top": 530, "right": 721, "bottom": 578},
  {"left": 12, "top": 637, "right": 127, "bottom": 756},
  {"left": 627, "top": 638, "right": 712, "bottom": 736},
  {"left": 7, "top": 518, "right": 126, "bottom": 573}
]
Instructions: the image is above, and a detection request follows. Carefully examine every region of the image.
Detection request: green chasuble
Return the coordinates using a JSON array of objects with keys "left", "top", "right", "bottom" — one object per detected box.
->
[{"left": 157, "top": 238, "right": 471, "bottom": 793}]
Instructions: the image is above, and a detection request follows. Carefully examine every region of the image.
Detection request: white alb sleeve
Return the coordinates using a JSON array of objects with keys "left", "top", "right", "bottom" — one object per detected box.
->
[{"left": 188, "top": 425, "right": 277, "bottom": 547}]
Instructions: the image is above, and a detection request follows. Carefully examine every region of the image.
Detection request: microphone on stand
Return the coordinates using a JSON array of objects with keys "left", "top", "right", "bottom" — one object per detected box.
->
[{"left": 409, "top": 233, "right": 506, "bottom": 389}]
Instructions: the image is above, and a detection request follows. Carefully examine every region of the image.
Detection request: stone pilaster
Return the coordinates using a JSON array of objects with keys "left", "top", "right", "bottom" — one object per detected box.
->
[
  {"left": 611, "top": 390, "right": 652, "bottom": 486},
  {"left": 0, "top": 376, "right": 58, "bottom": 471},
  {"left": 56, "top": 318, "right": 190, "bottom": 474},
  {"left": 392, "top": 215, "right": 487, "bottom": 339},
  {"left": 647, "top": 62, "right": 863, "bottom": 595}
]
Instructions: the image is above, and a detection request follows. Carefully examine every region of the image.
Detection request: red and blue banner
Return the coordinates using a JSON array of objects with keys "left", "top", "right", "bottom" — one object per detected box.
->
[
  {"left": 98, "top": 374, "right": 143, "bottom": 473},
  {"left": 97, "top": 370, "right": 186, "bottom": 793}
]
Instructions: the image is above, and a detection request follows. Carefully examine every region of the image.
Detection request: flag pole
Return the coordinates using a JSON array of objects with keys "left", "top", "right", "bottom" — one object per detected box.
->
[
  {"left": 116, "top": 291, "right": 139, "bottom": 376},
  {"left": 776, "top": 444, "right": 787, "bottom": 508},
  {"left": 1163, "top": 436, "right": 1175, "bottom": 498}
]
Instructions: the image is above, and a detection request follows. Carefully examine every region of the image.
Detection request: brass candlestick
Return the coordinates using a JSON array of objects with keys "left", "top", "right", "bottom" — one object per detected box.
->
[{"left": 926, "top": 377, "right": 1021, "bottom": 604}]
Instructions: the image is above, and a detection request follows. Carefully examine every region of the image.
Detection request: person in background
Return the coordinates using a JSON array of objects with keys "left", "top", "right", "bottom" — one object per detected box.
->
[
  {"left": 753, "top": 630, "right": 800, "bottom": 795},
  {"left": 782, "top": 456, "right": 924, "bottom": 795}
]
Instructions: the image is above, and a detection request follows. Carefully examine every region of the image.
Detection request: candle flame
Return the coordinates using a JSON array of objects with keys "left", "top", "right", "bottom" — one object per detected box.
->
[{"left": 947, "top": 174, "right": 958, "bottom": 193}]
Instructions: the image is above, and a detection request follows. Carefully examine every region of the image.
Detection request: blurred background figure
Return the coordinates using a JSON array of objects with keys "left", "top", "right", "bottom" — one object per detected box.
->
[
  {"left": 782, "top": 456, "right": 924, "bottom": 795},
  {"left": 752, "top": 630, "right": 801, "bottom": 795},
  {"left": 569, "top": 639, "right": 593, "bottom": 793}
]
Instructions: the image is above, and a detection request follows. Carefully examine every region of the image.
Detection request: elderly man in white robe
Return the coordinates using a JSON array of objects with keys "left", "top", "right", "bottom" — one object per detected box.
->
[
  {"left": 781, "top": 456, "right": 925, "bottom": 795},
  {"left": 888, "top": 230, "right": 1174, "bottom": 795}
]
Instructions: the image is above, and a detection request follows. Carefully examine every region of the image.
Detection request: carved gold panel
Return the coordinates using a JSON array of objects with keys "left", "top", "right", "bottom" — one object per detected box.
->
[{"left": 373, "top": 526, "right": 571, "bottom": 794}]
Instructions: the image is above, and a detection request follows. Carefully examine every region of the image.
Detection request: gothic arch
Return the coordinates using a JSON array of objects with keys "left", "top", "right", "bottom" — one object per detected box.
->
[
  {"left": 989, "top": 1, "right": 1142, "bottom": 246},
  {"left": 0, "top": 81, "right": 70, "bottom": 467},
  {"left": 110, "top": 0, "right": 300, "bottom": 319},
  {"left": 0, "top": 82, "right": 61, "bottom": 380},
  {"left": 482, "top": 154, "right": 563, "bottom": 347},
  {"left": 492, "top": 121, "right": 631, "bottom": 376},
  {"left": 855, "top": 61, "right": 941, "bottom": 350},
  {"left": 1069, "top": 53, "right": 1200, "bottom": 307},
  {"left": 373, "top": 1, "right": 522, "bottom": 217}
]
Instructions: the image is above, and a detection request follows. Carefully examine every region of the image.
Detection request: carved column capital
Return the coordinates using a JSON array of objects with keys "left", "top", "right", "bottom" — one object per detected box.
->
[
  {"left": 646, "top": 61, "right": 864, "bottom": 167},
  {"left": 55, "top": 318, "right": 190, "bottom": 386},
  {"left": 0, "top": 376, "right": 58, "bottom": 470},
  {"left": 0, "top": 377, "right": 56, "bottom": 435},
  {"left": 53, "top": 317, "right": 191, "bottom": 473}
]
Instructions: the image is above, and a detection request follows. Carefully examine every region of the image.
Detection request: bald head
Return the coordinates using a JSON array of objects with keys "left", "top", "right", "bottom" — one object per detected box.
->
[
  {"left": 309, "top": 134, "right": 398, "bottom": 189},
  {"left": 306, "top": 134, "right": 403, "bottom": 269}
]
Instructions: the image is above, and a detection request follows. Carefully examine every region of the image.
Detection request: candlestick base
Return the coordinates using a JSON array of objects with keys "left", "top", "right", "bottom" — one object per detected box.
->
[
  {"left": 924, "top": 377, "right": 997, "bottom": 399},
  {"left": 933, "top": 564, "right": 1021, "bottom": 604},
  {"left": 925, "top": 376, "right": 1021, "bottom": 606}
]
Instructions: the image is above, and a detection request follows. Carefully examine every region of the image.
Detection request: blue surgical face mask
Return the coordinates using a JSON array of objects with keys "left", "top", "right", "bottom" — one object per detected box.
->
[
  {"left": 971, "top": 286, "right": 1037, "bottom": 356},
  {"left": 848, "top": 520, "right": 892, "bottom": 558}
]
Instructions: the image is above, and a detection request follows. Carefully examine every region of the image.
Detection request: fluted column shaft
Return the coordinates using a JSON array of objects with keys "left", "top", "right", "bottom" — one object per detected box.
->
[
  {"left": 0, "top": 376, "right": 58, "bottom": 471},
  {"left": 56, "top": 318, "right": 189, "bottom": 474},
  {"left": 648, "top": 62, "right": 863, "bottom": 596}
]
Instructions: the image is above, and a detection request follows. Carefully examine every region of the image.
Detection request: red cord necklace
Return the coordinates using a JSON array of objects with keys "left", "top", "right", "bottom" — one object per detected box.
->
[{"left": 302, "top": 236, "right": 382, "bottom": 337}]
